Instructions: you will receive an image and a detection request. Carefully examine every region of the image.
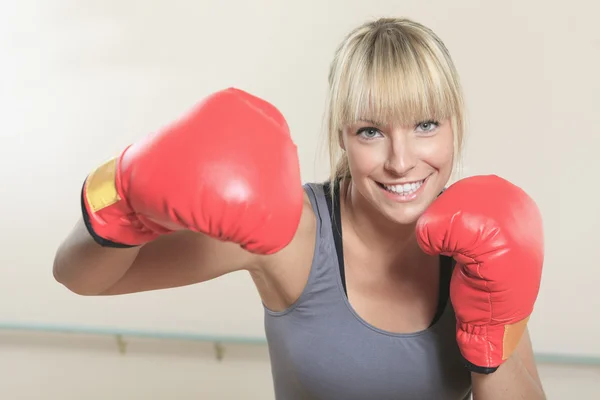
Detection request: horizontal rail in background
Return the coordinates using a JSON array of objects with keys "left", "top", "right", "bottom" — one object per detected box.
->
[
  {"left": 0, "top": 321, "right": 265, "bottom": 345},
  {"left": 0, "top": 321, "right": 598, "bottom": 366}
]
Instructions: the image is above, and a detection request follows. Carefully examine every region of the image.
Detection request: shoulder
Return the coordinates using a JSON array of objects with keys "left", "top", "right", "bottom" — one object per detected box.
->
[
  {"left": 258, "top": 183, "right": 320, "bottom": 267},
  {"left": 282, "top": 184, "right": 319, "bottom": 253}
]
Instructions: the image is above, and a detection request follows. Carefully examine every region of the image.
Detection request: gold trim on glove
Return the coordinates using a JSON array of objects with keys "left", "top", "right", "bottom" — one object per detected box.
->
[
  {"left": 84, "top": 157, "right": 121, "bottom": 213},
  {"left": 502, "top": 316, "right": 530, "bottom": 360}
]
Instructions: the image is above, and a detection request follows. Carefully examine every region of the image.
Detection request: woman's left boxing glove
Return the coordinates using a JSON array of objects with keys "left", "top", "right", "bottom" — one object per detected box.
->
[{"left": 415, "top": 175, "right": 544, "bottom": 373}]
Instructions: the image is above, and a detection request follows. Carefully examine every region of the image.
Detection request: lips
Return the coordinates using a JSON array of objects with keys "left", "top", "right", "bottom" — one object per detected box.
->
[{"left": 377, "top": 179, "right": 425, "bottom": 196}]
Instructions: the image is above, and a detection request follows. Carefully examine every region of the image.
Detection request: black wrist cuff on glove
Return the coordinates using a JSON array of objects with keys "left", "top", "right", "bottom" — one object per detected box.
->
[
  {"left": 80, "top": 181, "right": 138, "bottom": 249},
  {"left": 461, "top": 355, "right": 499, "bottom": 375}
]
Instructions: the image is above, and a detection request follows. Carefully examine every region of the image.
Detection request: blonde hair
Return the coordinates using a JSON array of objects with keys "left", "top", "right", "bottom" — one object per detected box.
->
[{"left": 324, "top": 17, "right": 466, "bottom": 186}]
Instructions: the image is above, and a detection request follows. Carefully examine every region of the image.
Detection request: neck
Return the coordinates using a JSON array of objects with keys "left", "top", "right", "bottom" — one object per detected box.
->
[{"left": 341, "top": 180, "right": 419, "bottom": 259}]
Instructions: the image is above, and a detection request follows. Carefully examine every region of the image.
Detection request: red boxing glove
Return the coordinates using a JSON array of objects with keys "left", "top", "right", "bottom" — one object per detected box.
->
[
  {"left": 415, "top": 175, "right": 544, "bottom": 373},
  {"left": 82, "top": 87, "right": 304, "bottom": 255}
]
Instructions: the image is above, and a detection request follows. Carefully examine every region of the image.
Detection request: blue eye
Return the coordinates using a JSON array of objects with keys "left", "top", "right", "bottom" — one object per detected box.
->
[
  {"left": 356, "top": 127, "right": 382, "bottom": 139},
  {"left": 415, "top": 120, "right": 439, "bottom": 133}
]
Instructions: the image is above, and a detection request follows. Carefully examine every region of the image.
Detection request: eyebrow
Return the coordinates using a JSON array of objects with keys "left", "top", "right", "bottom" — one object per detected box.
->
[{"left": 356, "top": 118, "right": 384, "bottom": 126}]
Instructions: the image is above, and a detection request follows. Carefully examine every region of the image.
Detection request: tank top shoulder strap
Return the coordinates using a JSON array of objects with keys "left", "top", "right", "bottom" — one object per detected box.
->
[
  {"left": 295, "top": 182, "right": 345, "bottom": 302},
  {"left": 303, "top": 182, "right": 335, "bottom": 242},
  {"left": 321, "top": 180, "right": 347, "bottom": 292}
]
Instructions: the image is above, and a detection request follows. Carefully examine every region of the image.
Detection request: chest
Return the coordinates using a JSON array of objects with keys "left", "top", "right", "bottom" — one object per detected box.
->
[
  {"left": 343, "top": 249, "right": 441, "bottom": 334},
  {"left": 265, "top": 297, "right": 471, "bottom": 400}
]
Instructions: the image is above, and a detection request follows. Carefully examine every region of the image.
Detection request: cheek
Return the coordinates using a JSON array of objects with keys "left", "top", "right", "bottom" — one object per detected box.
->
[
  {"left": 346, "top": 142, "right": 387, "bottom": 175},
  {"left": 416, "top": 134, "right": 454, "bottom": 170}
]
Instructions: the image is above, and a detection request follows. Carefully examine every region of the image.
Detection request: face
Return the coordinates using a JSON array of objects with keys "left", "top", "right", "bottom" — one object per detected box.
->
[{"left": 341, "top": 117, "right": 454, "bottom": 225}]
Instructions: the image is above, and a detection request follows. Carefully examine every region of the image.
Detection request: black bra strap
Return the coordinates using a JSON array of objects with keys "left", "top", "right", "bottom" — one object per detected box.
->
[
  {"left": 323, "top": 180, "right": 347, "bottom": 294},
  {"left": 430, "top": 256, "right": 453, "bottom": 327}
]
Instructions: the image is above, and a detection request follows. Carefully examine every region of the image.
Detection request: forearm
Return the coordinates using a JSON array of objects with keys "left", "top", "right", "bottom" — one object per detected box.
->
[
  {"left": 53, "top": 218, "right": 140, "bottom": 295},
  {"left": 471, "top": 353, "right": 545, "bottom": 400}
]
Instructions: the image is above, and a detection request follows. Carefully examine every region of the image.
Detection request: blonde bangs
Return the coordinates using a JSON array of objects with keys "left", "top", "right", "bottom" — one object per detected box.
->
[{"left": 330, "top": 32, "right": 461, "bottom": 130}]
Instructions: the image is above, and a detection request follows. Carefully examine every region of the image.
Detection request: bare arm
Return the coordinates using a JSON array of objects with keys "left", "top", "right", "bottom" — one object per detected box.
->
[
  {"left": 471, "top": 328, "right": 546, "bottom": 400},
  {"left": 53, "top": 217, "right": 260, "bottom": 296}
]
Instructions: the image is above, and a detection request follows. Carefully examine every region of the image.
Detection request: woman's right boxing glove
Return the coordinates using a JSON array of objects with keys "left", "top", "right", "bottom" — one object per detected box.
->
[{"left": 82, "top": 87, "right": 304, "bottom": 255}]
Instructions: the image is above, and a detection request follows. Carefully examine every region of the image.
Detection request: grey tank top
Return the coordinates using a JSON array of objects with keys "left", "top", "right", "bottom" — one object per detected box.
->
[{"left": 263, "top": 182, "right": 472, "bottom": 400}]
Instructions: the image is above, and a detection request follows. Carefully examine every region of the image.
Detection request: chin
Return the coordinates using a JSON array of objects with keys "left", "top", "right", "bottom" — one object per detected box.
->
[{"left": 386, "top": 207, "right": 425, "bottom": 225}]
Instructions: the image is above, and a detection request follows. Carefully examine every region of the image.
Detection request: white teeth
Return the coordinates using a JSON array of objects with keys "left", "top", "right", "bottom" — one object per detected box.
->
[{"left": 383, "top": 180, "right": 424, "bottom": 195}]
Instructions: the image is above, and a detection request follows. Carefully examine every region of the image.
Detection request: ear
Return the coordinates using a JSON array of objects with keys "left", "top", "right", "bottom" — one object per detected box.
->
[{"left": 339, "top": 129, "right": 346, "bottom": 151}]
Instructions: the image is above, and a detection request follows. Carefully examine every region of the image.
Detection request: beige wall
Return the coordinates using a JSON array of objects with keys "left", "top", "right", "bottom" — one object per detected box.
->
[{"left": 1, "top": 0, "right": 598, "bottom": 398}]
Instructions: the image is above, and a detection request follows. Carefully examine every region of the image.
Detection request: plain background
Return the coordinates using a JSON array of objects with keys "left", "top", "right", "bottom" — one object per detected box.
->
[{"left": 1, "top": 0, "right": 599, "bottom": 398}]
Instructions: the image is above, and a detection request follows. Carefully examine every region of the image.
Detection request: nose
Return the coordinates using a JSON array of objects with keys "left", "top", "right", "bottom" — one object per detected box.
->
[{"left": 384, "top": 136, "right": 417, "bottom": 176}]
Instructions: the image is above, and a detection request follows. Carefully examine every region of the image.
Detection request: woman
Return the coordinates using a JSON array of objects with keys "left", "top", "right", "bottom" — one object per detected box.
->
[{"left": 53, "top": 17, "right": 546, "bottom": 399}]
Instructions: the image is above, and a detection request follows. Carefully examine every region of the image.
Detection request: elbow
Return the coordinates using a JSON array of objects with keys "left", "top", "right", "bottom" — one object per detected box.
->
[
  {"left": 52, "top": 252, "right": 67, "bottom": 287},
  {"left": 55, "top": 279, "right": 104, "bottom": 296},
  {"left": 52, "top": 257, "right": 102, "bottom": 296},
  {"left": 52, "top": 266, "right": 81, "bottom": 295}
]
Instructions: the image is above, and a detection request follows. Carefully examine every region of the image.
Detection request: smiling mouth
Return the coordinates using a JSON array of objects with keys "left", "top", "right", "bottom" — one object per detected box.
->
[{"left": 376, "top": 177, "right": 428, "bottom": 196}]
